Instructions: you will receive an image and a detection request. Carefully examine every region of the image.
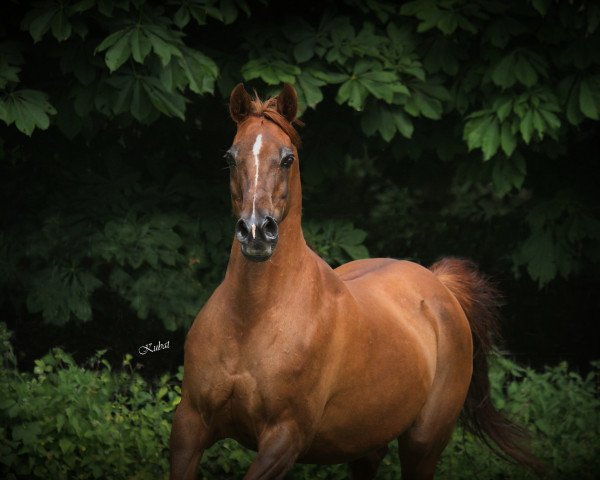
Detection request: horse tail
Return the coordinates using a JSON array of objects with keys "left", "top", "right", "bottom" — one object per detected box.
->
[{"left": 430, "top": 257, "right": 542, "bottom": 472}]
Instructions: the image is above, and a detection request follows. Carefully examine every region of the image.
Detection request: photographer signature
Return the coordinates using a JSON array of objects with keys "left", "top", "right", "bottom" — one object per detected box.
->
[{"left": 138, "top": 340, "right": 170, "bottom": 355}]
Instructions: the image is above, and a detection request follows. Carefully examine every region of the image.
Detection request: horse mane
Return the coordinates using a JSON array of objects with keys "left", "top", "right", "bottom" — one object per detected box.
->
[{"left": 245, "top": 94, "right": 303, "bottom": 148}]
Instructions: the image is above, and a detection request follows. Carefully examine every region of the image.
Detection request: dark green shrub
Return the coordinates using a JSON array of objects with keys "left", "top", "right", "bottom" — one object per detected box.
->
[
  {"left": 0, "top": 324, "right": 180, "bottom": 479},
  {"left": 435, "top": 356, "right": 600, "bottom": 479}
]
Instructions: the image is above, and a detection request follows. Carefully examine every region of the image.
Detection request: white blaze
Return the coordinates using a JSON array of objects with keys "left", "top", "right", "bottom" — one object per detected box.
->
[{"left": 251, "top": 134, "right": 263, "bottom": 238}]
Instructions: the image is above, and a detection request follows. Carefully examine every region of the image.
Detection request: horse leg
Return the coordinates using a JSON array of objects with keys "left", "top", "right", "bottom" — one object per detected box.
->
[
  {"left": 243, "top": 422, "right": 303, "bottom": 480},
  {"left": 396, "top": 387, "right": 464, "bottom": 480},
  {"left": 397, "top": 431, "right": 448, "bottom": 480},
  {"left": 348, "top": 445, "right": 389, "bottom": 480},
  {"left": 169, "top": 400, "right": 211, "bottom": 480}
]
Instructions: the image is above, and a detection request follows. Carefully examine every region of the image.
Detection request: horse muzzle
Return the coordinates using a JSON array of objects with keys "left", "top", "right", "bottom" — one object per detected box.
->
[{"left": 235, "top": 214, "right": 279, "bottom": 262}]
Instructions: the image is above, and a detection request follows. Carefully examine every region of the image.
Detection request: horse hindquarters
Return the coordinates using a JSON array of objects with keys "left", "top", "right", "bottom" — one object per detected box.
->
[
  {"left": 430, "top": 258, "right": 541, "bottom": 473},
  {"left": 393, "top": 264, "right": 475, "bottom": 479},
  {"left": 395, "top": 338, "right": 472, "bottom": 480}
]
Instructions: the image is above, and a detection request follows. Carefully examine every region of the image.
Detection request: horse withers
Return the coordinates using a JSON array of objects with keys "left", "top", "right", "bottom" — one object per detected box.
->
[{"left": 169, "top": 84, "right": 540, "bottom": 479}]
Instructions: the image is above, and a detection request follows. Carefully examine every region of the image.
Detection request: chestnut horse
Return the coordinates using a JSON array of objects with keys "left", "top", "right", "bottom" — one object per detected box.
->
[{"left": 169, "top": 84, "right": 538, "bottom": 479}]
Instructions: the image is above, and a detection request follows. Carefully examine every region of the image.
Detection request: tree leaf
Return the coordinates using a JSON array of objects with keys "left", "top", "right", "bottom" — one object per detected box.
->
[
  {"left": 539, "top": 107, "right": 560, "bottom": 131},
  {"left": 340, "top": 244, "right": 369, "bottom": 260},
  {"left": 514, "top": 55, "right": 538, "bottom": 87},
  {"left": 104, "top": 30, "right": 132, "bottom": 72},
  {"left": 173, "top": 6, "right": 191, "bottom": 29},
  {"left": 130, "top": 28, "right": 151, "bottom": 64},
  {"left": 520, "top": 110, "right": 534, "bottom": 143},
  {"left": 337, "top": 79, "right": 365, "bottom": 110},
  {"left": 12, "top": 422, "right": 42, "bottom": 446},
  {"left": 142, "top": 77, "right": 186, "bottom": 120},
  {"left": 378, "top": 107, "right": 396, "bottom": 141},
  {"left": 521, "top": 231, "right": 557, "bottom": 286},
  {"left": 1, "top": 90, "right": 56, "bottom": 136},
  {"left": 22, "top": 8, "right": 56, "bottom": 43},
  {"left": 579, "top": 78, "right": 599, "bottom": 120},
  {"left": 491, "top": 53, "right": 516, "bottom": 88},
  {"left": 532, "top": 109, "right": 545, "bottom": 134},
  {"left": 393, "top": 108, "right": 414, "bottom": 138},
  {"left": 147, "top": 32, "right": 182, "bottom": 67},
  {"left": 565, "top": 82, "right": 584, "bottom": 125},
  {"left": 494, "top": 96, "right": 513, "bottom": 122},
  {"left": 360, "top": 103, "right": 381, "bottom": 136},
  {"left": 492, "top": 154, "right": 526, "bottom": 197},
  {"left": 500, "top": 122, "right": 517, "bottom": 156},
  {"left": 296, "top": 70, "right": 325, "bottom": 110},
  {"left": 50, "top": 10, "right": 72, "bottom": 42},
  {"left": 95, "top": 28, "right": 129, "bottom": 54},
  {"left": 130, "top": 80, "right": 151, "bottom": 122},
  {"left": 481, "top": 117, "right": 500, "bottom": 160},
  {"left": 241, "top": 58, "right": 300, "bottom": 85},
  {"left": 293, "top": 38, "right": 316, "bottom": 63},
  {"left": 406, "top": 90, "right": 443, "bottom": 119},
  {"left": 178, "top": 48, "right": 218, "bottom": 95}
]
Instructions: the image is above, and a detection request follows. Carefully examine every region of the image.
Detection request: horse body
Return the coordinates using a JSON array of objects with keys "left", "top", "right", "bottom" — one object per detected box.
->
[
  {"left": 169, "top": 84, "right": 538, "bottom": 479},
  {"left": 179, "top": 249, "right": 471, "bottom": 473}
]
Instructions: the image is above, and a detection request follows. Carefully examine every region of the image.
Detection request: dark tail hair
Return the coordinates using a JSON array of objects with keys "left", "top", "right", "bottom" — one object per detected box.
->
[{"left": 430, "top": 257, "right": 543, "bottom": 473}]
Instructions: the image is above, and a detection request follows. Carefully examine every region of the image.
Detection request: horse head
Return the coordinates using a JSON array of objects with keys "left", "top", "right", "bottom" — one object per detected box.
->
[{"left": 226, "top": 83, "right": 302, "bottom": 262}]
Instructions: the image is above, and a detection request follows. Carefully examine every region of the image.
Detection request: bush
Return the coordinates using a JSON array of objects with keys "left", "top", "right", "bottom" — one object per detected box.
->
[
  {"left": 435, "top": 356, "right": 600, "bottom": 479},
  {"left": 0, "top": 324, "right": 180, "bottom": 479},
  {"left": 0, "top": 323, "right": 598, "bottom": 479}
]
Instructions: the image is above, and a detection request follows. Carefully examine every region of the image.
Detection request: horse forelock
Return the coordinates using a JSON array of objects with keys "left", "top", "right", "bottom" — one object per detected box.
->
[{"left": 242, "top": 95, "right": 303, "bottom": 149}]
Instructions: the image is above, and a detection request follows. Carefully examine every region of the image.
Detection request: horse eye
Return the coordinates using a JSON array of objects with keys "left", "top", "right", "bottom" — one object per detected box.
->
[
  {"left": 224, "top": 152, "right": 236, "bottom": 167},
  {"left": 280, "top": 154, "right": 294, "bottom": 168}
]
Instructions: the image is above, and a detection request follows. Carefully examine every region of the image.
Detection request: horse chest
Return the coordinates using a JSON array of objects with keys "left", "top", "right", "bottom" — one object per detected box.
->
[
  {"left": 196, "top": 340, "right": 306, "bottom": 425},
  {"left": 187, "top": 303, "right": 326, "bottom": 442}
]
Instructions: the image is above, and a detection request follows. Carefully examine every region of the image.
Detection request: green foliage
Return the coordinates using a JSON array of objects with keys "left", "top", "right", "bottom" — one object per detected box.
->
[
  {"left": 435, "top": 355, "right": 600, "bottom": 479},
  {"left": 559, "top": 74, "right": 600, "bottom": 124},
  {"left": 464, "top": 89, "right": 561, "bottom": 161},
  {"left": 0, "top": 149, "right": 370, "bottom": 328},
  {"left": 0, "top": 90, "right": 56, "bottom": 136},
  {"left": 304, "top": 220, "right": 370, "bottom": 265},
  {"left": 26, "top": 266, "right": 102, "bottom": 324},
  {"left": 1, "top": 324, "right": 598, "bottom": 479},
  {"left": 1, "top": 0, "right": 599, "bottom": 335},
  {"left": 7, "top": 1, "right": 221, "bottom": 131},
  {"left": 1, "top": 171, "right": 209, "bottom": 329},
  {"left": 491, "top": 49, "right": 548, "bottom": 89},
  {"left": 0, "top": 324, "right": 180, "bottom": 479},
  {"left": 513, "top": 191, "right": 600, "bottom": 286}
]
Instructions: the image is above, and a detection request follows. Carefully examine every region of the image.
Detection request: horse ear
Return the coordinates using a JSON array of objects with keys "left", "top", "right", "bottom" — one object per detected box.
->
[
  {"left": 277, "top": 84, "right": 298, "bottom": 123},
  {"left": 229, "top": 83, "right": 252, "bottom": 123}
]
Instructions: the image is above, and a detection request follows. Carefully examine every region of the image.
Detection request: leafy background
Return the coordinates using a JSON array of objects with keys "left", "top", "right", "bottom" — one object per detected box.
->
[{"left": 0, "top": 0, "right": 599, "bottom": 477}]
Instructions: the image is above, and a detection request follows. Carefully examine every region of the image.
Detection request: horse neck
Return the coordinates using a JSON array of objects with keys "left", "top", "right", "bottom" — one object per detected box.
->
[{"left": 224, "top": 165, "right": 312, "bottom": 311}]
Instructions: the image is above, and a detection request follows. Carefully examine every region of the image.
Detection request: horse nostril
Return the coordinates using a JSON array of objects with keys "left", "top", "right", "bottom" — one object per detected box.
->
[
  {"left": 262, "top": 216, "right": 279, "bottom": 240},
  {"left": 236, "top": 218, "right": 250, "bottom": 242}
]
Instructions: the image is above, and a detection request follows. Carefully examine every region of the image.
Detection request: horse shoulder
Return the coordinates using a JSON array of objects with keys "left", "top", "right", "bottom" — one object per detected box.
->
[{"left": 182, "top": 285, "right": 244, "bottom": 414}]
